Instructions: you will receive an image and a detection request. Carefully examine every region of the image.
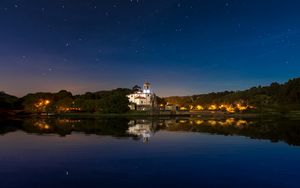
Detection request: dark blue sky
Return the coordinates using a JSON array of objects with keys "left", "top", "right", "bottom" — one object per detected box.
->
[{"left": 0, "top": 0, "right": 299, "bottom": 97}]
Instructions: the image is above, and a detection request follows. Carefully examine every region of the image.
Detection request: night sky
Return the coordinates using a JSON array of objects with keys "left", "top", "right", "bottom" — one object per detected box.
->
[{"left": 0, "top": 0, "right": 299, "bottom": 97}]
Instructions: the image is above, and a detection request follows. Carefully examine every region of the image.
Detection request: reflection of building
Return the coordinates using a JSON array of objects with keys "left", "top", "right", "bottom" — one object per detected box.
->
[
  {"left": 127, "top": 120, "right": 155, "bottom": 142},
  {"left": 34, "top": 119, "right": 50, "bottom": 130},
  {"left": 127, "top": 82, "right": 157, "bottom": 111}
]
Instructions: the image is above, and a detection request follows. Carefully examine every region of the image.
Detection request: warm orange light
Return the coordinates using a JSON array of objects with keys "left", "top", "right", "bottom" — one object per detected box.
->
[
  {"left": 180, "top": 106, "right": 187, "bottom": 110},
  {"left": 236, "top": 103, "right": 247, "bottom": 111},
  {"left": 208, "top": 120, "right": 217, "bottom": 126},
  {"left": 34, "top": 99, "right": 51, "bottom": 112},
  {"left": 236, "top": 120, "right": 248, "bottom": 127},
  {"left": 34, "top": 121, "right": 50, "bottom": 130},
  {"left": 195, "top": 120, "right": 204, "bottom": 125},
  {"left": 219, "top": 118, "right": 235, "bottom": 126},
  {"left": 179, "top": 120, "right": 187, "bottom": 123},
  {"left": 226, "top": 105, "right": 235, "bottom": 113},
  {"left": 218, "top": 104, "right": 235, "bottom": 113},
  {"left": 208, "top": 104, "right": 217, "bottom": 110},
  {"left": 195, "top": 105, "right": 204, "bottom": 110}
]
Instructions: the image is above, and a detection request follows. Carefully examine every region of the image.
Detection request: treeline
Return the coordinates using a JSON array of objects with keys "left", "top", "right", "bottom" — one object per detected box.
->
[
  {"left": 0, "top": 92, "right": 20, "bottom": 109},
  {"left": 1, "top": 77, "right": 300, "bottom": 114},
  {"left": 165, "top": 77, "right": 300, "bottom": 112},
  {"left": 0, "top": 88, "right": 132, "bottom": 114}
]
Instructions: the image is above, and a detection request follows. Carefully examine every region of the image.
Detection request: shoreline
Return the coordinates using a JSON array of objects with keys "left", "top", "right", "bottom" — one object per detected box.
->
[
  {"left": 2, "top": 110, "right": 299, "bottom": 120},
  {"left": 2, "top": 108, "right": 300, "bottom": 120}
]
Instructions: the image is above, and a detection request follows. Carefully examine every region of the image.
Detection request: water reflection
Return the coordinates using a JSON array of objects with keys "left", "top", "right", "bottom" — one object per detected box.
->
[
  {"left": 168, "top": 118, "right": 252, "bottom": 128},
  {"left": 127, "top": 120, "right": 156, "bottom": 142},
  {"left": 1, "top": 117, "right": 300, "bottom": 146}
]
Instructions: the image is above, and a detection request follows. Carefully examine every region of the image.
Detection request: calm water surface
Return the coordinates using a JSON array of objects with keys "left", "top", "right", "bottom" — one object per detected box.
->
[{"left": 0, "top": 117, "right": 300, "bottom": 188}]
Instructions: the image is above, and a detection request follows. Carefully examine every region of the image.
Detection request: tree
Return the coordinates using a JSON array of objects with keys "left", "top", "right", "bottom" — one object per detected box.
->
[
  {"left": 0, "top": 92, "right": 19, "bottom": 109},
  {"left": 98, "top": 93, "right": 129, "bottom": 113}
]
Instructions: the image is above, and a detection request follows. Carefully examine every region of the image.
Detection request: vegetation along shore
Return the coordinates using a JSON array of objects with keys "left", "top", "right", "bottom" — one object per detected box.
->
[{"left": 1, "top": 77, "right": 300, "bottom": 118}]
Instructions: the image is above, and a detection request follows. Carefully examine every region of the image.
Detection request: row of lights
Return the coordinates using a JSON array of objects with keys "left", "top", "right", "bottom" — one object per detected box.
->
[
  {"left": 34, "top": 99, "right": 81, "bottom": 112},
  {"left": 175, "top": 103, "right": 255, "bottom": 113},
  {"left": 174, "top": 118, "right": 250, "bottom": 127}
]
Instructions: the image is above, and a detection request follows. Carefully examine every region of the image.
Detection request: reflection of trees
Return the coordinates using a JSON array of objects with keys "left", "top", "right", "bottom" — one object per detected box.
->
[
  {"left": 0, "top": 119, "right": 23, "bottom": 134},
  {"left": 0, "top": 118, "right": 131, "bottom": 137},
  {"left": 165, "top": 118, "right": 300, "bottom": 146},
  {"left": 1, "top": 117, "right": 300, "bottom": 146}
]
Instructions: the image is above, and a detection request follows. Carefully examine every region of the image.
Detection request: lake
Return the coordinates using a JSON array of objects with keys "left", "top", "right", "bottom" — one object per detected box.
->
[{"left": 0, "top": 117, "right": 300, "bottom": 188}]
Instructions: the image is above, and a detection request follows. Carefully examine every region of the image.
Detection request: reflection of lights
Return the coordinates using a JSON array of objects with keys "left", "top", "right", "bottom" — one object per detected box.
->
[
  {"left": 179, "top": 120, "right": 187, "bottom": 123},
  {"left": 208, "top": 120, "right": 217, "bottom": 126},
  {"left": 58, "top": 119, "right": 81, "bottom": 124},
  {"left": 236, "top": 120, "right": 248, "bottom": 127},
  {"left": 204, "top": 118, "right": 250, "bottom": 127},
  {"left": 219, "top": 118, "right": 235, "bottom": 126},
  {"left": 168, "top": 118, "right": 251, "bottom": 129},
  {"left": 34, "top": 120, "right": 50, "bottom": 130}
]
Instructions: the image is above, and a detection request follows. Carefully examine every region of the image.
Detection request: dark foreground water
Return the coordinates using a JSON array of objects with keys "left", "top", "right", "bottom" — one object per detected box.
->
[{"left": 1, "top": 117, "right": 300, "bottom": 188}]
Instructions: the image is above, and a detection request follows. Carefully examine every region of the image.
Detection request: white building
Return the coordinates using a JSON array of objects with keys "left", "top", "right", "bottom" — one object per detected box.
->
[{"left": 127, "top": 82, "right": 156, "bottom": 110}]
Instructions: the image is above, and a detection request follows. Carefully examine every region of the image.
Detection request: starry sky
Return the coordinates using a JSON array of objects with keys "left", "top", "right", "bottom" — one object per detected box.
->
[{"left": 0, "top": 0, "right": 299, "bottom": 97}]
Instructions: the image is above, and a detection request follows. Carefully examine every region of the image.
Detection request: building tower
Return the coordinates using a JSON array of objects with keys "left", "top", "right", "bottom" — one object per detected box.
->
[{"left": 143, "top": 82, "right": 151, "bottom": 94}]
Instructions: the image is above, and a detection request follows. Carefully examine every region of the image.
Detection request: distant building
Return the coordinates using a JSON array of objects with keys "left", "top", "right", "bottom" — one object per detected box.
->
[
  {"left": 127, "top": 82, "right": 157, "bottom": 111},
  {"left": 165, "top": 104, "right": 178, "bottom": 111}
]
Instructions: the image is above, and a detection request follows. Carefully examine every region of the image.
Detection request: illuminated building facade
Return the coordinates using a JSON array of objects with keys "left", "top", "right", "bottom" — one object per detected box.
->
[{"left": 127, "top": 82, "right": 156, "bottom": 111}]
